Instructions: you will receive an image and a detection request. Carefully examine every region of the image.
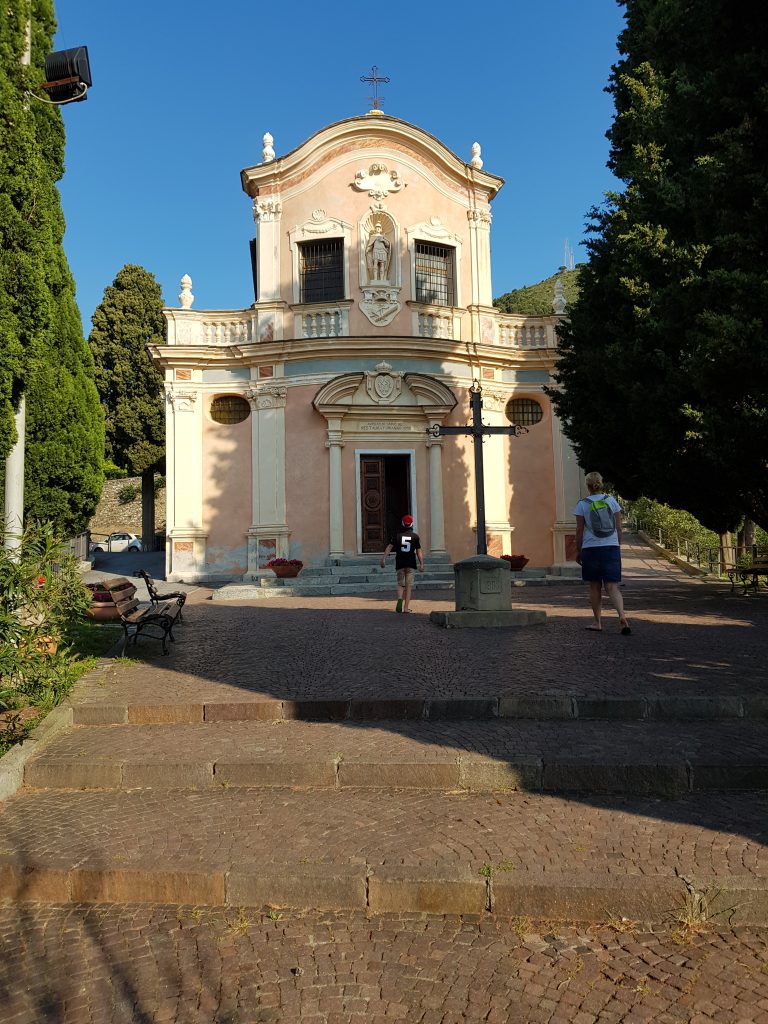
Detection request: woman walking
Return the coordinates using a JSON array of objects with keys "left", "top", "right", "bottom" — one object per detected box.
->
[{"left": 573, "top": 471, "right": 631, "bottom": 634}]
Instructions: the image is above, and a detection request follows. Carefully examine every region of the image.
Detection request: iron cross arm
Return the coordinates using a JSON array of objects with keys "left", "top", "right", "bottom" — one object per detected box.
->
[{"left": 427, "top": 423, "right": 528, "bottom": 438}]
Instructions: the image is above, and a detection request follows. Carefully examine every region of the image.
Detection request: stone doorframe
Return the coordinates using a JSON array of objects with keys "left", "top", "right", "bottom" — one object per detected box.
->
[{"left": 313, "top": 367, "right": 457, "bottom": 557}]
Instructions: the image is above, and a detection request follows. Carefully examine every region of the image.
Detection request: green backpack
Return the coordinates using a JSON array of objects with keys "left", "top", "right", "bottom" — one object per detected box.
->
[{"left": 587, "top": 496, "right": 616, "bottom": 538}]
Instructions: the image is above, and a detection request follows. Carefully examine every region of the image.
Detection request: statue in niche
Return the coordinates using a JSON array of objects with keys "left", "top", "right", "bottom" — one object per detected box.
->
[{"left": 365, "top": 223, "right": 392, "bottom": 282}]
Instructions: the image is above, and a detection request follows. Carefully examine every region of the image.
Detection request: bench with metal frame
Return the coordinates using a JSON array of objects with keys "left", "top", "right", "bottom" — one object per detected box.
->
[
  {"left": 133, "top": 568, "right": 186, "bottom": 621},
  {"left": 120, "top": 593, "right": 186, "bottom": 656},
  {"left": 727, "top": 555, "right": 768, "bottom": 596}
]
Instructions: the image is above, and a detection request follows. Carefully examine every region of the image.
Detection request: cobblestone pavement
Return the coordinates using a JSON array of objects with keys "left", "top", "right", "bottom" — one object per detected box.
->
[
  {"left": 1, "top": 906, "right": 767, "bottom": 1024},
  {"left": 71, "top": 539, "right": 768, "bottom": 709}
]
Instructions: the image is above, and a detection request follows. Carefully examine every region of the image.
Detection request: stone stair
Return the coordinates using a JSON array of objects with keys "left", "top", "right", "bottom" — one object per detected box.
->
[{"left": 212, "top": 554, "right": 575, "bottom": 600}]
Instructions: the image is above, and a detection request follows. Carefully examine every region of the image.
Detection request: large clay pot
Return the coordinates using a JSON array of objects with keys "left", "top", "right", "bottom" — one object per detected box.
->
[
  {"left": 271, "top": 566, "right": 301, "bottom": 579},
  {"left": 504, "top": 556, "right": 529, "bottom": 571}
]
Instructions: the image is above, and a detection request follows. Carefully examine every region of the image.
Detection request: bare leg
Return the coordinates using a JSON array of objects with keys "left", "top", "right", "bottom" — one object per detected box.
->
[
  {"left": 604, "top": 582, "right": 630, "bottom": 631},
  {"left": 587, "top": 581, "right": 603, "bottom": 629},
  {"left": 402, "top": 579, "right": 413, "bottom": 612}
]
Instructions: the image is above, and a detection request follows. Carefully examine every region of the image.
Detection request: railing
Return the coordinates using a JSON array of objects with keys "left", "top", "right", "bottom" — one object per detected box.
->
[
  {"left": 634, "top": 518, "right": 763, "bottom": 574},
  {"left": 497, "top": 316, "right": 557, "bottom": 349},
  {"left": 165, "top": 310, "right": 257, "bottom": 347},
  {"left": 417, "top": 312, "right": 453, "bottom": 339},
  {"left": 299, "top": 308, "right": 344, "bottom": 338},
  {"left": 65, "top": 530, "right": 91, "bottom": 561}
]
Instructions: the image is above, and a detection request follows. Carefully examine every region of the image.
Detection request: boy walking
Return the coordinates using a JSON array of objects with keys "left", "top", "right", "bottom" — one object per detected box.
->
[{"left": 380, "top": 514, "right": 424, "bottom": 613}]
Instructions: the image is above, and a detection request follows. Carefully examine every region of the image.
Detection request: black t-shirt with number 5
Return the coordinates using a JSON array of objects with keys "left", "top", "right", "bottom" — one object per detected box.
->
[{"left": 389, "top": 530, "right": 421, "bottom": 570}]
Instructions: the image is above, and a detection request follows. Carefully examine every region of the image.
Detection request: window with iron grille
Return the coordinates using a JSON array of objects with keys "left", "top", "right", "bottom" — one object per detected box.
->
[
  {"left": 210, "top": 395, "right": 251, "bottom": 425},
  {"left": 505, "top": 398, "right": 543, "bottom": 427},
  {"left": 415, "top": 241, "right": 455, "bottom": 306},
  {"left": 298, "top": 239, "right": 344, "bottom": 303}
]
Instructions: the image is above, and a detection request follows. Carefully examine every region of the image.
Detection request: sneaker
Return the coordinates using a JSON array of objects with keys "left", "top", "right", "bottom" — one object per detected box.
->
[{"left": 395, "top": 598, "right": 403, "bottom": 613}]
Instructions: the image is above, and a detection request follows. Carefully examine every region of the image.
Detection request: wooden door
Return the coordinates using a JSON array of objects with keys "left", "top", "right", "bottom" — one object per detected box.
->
[{"left": 361, "top": 457, "right": 386, "bottom": 552}]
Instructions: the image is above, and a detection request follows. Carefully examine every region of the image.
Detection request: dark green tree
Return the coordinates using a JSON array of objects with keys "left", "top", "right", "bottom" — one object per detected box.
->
[
  {"left": 550, "top": 0, "right": 768, "bottom": 532},
  {"left": 89, "top": 264, "right": 166, "bottom": 550},
  {"left": 0, "top": 0, "right": 104, "bottom": 534}
]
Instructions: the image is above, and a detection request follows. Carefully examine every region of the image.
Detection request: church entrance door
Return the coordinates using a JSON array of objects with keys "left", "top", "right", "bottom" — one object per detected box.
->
[{"left": 360, "top": 454, "right": 411, "bottom": 553}]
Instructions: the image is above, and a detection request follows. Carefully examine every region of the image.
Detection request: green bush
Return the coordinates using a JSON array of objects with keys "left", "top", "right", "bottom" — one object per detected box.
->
[
  {"left": 117, "top": 483, "right": 140, "bottom": 504},
  {"left": 624, "top": 497, "right": 720, "bottom": 551},
  {"left": 0, "top": 522, "right": 92, "bottom": 721}
]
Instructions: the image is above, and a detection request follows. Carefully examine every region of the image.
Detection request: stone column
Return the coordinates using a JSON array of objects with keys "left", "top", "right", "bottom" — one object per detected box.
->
[
  {"left": 550, "top": 400, "right": 583, "bottom": 565},
  {"left": 426, "top": 421, "right": 447, "bottom": 554},
  {"left": 326, "top": 418, "right": 345, "bottom": 557},
  {"left": 166, "top": 386, "right": 207, "bottom": 581},
  {"left": 253, "top": 197, "right": 282, "bottom": 302},
  {"left": 246, "top": 384, "right": 288, "bottom": 576}
]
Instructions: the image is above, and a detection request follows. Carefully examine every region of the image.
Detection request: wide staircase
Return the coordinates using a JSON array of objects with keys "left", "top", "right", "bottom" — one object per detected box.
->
[
  {"left": 2, "top": 598, "right": 767, "bottom": 926},
  {"left": 213, "top": 554, "right": 576, "bottom": 600}
]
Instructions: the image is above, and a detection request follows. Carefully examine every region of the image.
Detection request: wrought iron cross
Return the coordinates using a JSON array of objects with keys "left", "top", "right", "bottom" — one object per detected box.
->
[
  {"left": 427, "top": 381, "right": 528, "bottom": 556},
  {"left": 360, "top": 65, "right": 390, "bottom": 110}
]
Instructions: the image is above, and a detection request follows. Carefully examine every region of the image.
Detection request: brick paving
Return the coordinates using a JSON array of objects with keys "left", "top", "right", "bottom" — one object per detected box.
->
[
  {"left": 70, "top": 540, "right": 768, "bottom": 711},
  {"left": 1, "top": 906, "right": 767, "bottom": 1024},
  {"left": 2, "top": 536, "right": 768, "bottom": 1020}
]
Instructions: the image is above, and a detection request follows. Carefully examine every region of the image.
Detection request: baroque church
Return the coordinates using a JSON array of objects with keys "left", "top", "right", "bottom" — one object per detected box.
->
[{"left": 151, "top": 105, "right": 583, "bottom": 584}]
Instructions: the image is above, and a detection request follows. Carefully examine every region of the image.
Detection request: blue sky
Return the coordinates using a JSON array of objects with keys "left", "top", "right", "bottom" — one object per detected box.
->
[{"left": 53, "top": 0, "right": 625, "bottom": 332}]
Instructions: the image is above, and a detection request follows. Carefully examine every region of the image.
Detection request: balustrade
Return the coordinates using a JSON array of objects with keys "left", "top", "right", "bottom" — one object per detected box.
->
[
  {"left": 300, "top": 309, "right": 344, "bottom": 338},
  {"left": 497, "top": 318, "right": 556, "bottom": 349},
  {"left": 417, "top": 312, "right": 453, "bottom": 339}
]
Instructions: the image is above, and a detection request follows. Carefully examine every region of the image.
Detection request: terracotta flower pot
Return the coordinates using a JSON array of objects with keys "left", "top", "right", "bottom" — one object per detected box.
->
[
  {"left": 271, "top": 566, "right": 301, "bottom": 579},
  {"left": 503, "top": 556, "right": 529, "bottom": 571}
]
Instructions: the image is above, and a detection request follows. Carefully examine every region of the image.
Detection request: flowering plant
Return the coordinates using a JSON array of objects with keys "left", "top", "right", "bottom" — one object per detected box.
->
[
  {"left": 500, "top": 553, "right": 529, "bottom": 568},
  {"left": 266, "top": 558, "right": 303, "bottom": 568}
]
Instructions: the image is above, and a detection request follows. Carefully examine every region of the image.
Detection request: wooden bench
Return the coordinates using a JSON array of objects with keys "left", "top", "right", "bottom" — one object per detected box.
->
[
  {"left": 133, "top": 569, "right": 186, "bottom": 621},
  {"left": 120, "top": 593, "right": 187, "bottom": 656},
  {"left": 727, "top": 556, "right": 768, "bottom": 595}
]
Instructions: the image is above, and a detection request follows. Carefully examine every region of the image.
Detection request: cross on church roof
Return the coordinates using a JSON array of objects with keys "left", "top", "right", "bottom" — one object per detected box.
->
[{"left": 360, "top": 65, "right": 390, "bottom": 111}]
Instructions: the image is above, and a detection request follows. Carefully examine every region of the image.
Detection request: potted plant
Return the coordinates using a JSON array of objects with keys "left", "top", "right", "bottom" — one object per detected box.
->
[
  {"left": 266, "top": 558, "right": 304, "bottom": 579},
  {"left": 501, "top": 554, "right": 529, "bottom": 571}
]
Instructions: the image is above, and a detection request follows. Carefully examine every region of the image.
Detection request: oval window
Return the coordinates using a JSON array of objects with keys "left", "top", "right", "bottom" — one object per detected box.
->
[
  {"left": 210, "top": 395, "right": 250, "bottom": 424},
  {"left": 505, "top": 397, "right": 543, "bottom": 427}
]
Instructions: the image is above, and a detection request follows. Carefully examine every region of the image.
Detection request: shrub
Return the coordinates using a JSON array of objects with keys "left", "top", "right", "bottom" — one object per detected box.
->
[{"left": 117, "top": 483, "right": 140, "bottom": 504}]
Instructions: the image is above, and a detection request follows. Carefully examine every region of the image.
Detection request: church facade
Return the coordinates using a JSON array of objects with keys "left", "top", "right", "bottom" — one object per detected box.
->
[{"left": 151, "top": 112, "right": 583, "bottom": 583}]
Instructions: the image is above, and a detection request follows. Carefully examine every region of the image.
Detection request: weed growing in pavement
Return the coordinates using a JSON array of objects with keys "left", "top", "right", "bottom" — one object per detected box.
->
[
  {"left": 479, "top": 864, "right": 493, "bottom": 878},
  {"left": 513, "top": 916, "right": 531, "bottom": 938},
  {"left": 266, "top": 909, "right": 283, "bottom": 922},
  {"left": 668, "top": 880, "right": 721, "bottom": 943},
  {"left": 226, "top": 908, "right": 252, "bottom": 935},
  {"left": 606, "top": 914, "right": 639, "bottom": 933}
]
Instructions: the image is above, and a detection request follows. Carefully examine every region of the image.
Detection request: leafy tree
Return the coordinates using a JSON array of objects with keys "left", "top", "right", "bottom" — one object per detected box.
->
[
  {"left": 0, "top": 0, "right": 104, "bottom": 533},
  {"left": 495, "top": 266, "right": 582, "bottom": 316},
  {"left": 549, "top": 0, "right": 768, "bottom": 533},
  {"left": 88, "top": 265, "right": 166, "bottom": 549}
]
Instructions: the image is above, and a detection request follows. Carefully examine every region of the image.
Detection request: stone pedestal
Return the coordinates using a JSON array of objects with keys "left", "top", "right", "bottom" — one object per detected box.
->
[{"left": 430, "top": 555, "right": 547, "bottom": 629}]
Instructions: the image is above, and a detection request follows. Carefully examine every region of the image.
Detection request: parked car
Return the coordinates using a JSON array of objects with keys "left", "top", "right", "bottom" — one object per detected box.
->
[{"left": 90, "top": 532, "right": 143, "bottom": 554}]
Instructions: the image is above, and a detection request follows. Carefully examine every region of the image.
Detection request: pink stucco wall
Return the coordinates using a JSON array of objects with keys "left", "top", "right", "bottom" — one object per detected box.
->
[
  {"left": 284, "top": 386, "right": 330, "bottom": 563},
  {"left": 202, "top": 400, "right": 251, "bottom": 573}
]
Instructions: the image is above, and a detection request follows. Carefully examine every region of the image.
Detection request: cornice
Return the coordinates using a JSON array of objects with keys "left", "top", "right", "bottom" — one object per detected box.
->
[{"left": 240, "top": 115, "right": 504, "bottom": 202}]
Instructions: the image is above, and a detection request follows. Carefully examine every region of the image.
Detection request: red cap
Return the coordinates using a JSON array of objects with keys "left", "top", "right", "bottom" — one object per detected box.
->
[{"left": 402, "top": 515, "right": 414, "bottom": 526}]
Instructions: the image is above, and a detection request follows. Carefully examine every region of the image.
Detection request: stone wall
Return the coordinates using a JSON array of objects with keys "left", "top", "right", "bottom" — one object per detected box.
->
[{"left": 88, "top": 476, "right": 166, "bottom": 541}]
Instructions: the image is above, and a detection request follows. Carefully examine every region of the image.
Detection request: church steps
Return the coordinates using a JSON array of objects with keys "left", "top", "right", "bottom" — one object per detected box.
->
[
  {"left": 22, "top": 719, "right": 768, "bottom": 797},
  {"left": 2, "top": 787, "right": 766, "bottom": 922}
]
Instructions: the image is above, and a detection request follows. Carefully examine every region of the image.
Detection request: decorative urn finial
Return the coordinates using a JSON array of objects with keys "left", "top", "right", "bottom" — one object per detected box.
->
[
  {"left": 262, "top": 132, "right": 275, "bottom": 163},
  {"left": 470, "top": 142, "right": 483, "bottom": 169},
  {"left": 179, "top": 274, "right": 194, "bottom": 309},
  {"left": 552, "top": 276, "right": 567, "bottom": 315}
]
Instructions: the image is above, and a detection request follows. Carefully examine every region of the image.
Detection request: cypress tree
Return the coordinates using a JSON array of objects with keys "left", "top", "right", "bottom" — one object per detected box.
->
[
  {"left": 550, "top": 0, "right": 768, "bottom": 532},
  {"left": 0, "top": 0, "right": 104, "bottom": 534},
  {"left": 89, "top": 264, "right": 166, "bottom": 550}
]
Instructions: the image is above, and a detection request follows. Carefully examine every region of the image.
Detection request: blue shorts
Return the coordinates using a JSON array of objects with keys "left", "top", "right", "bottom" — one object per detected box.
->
[{"left": 581, "top": 546, "right": 621, "bottom": 583}]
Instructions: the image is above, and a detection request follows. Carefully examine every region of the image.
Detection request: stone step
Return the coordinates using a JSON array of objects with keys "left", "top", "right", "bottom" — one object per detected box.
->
[
  {"left": 24, "top": 719, "right": 768, "bottom": 796},
  {"left": 2, "top": 787, "right": 766, "bottom": 922},
  {"left": 71, "top": 690, "right": 768, "bottom": 726}
]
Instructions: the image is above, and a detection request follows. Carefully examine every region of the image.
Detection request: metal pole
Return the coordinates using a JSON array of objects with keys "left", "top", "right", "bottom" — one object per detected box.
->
[{"left": 471, "top": 387, "right": 487, "bottom": 556}]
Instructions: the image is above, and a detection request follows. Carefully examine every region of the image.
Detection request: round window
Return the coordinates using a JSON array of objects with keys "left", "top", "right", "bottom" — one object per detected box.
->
[
  {"left": 210, "top": 395, "right": 251, "bottom": 424},
  {"left": 505, "top": 397, "right": 543, "bottom": 427}
]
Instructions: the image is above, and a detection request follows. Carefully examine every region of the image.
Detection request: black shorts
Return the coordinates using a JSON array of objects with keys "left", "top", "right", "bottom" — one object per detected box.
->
[{"left": 581, "top": 546, "right": 621, "bottom": 583}]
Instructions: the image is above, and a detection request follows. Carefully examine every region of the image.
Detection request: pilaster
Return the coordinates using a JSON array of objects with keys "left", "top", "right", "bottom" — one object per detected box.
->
[{"left": 245, "top": 383, "right": 289, "bottom": 577}]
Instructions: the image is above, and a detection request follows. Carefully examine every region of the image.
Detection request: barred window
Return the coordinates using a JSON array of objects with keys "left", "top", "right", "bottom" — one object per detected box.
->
[
  {"left": 505, "top": 398, "right": 543, "bottom": 427},
  {"left": 210, "top": 395, "right": 251, "bottom": 424},
  {"left": 415, "top": 241, "right": 455, "bottom": 306},
  {"left": 299, "top": 239, "right": 344, "bottom": 303}
]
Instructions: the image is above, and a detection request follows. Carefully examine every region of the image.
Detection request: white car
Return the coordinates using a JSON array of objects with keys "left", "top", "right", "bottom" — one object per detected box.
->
[{"left": 90, "top": 532, "right": 143, "bottom": 554}]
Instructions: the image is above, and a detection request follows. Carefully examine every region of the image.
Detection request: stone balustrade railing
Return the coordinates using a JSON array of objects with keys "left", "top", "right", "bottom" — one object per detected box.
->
[
  {"left": 497, "top": 316, "right": 558, "bottom": 350},
  {"left": 165, "top": 311, "right": 257, "bottom": 347}
]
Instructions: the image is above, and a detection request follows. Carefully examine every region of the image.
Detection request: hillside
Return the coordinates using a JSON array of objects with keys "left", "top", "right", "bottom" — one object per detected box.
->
[{"left": 494, "top": 266, "right": 582, "bottom": 316}]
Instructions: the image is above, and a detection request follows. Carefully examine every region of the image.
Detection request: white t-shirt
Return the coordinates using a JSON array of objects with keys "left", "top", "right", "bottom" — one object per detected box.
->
[{"left": 573, "top": 493, "right": 622, "bottom": 548}]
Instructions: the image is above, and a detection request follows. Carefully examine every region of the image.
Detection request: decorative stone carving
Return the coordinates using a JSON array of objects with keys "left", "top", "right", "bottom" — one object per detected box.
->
[
  {"left": 480, "top": 389, "right": 508, "bottom": 413},
  {"left": 166, "top": 386, "right": 197, "bottom": 412},
  {"left": 262, "top": 132, "right": 275, "bottom": 162},
  {"left": 470, "top": 142, "right": 483, "bottom": 169},
  {"left": 352, "top": 162, "right": 405, "bottom": 200},
  {"left": 179, "top": 274, "right": 194, "bottom": 309},
  {"left": 467, "top": 209, "right": 492, "bottom": 226},
  {"left": 360, "top": 286, "right": 400, "bottom": 327},
  {"left": 253, "top": 197, "right": 282, "bottom": 223},
  {"left": 365, "top": 361, "right": 403, "bottom": 405},
  {"left": 246, "top": 384, "right": 287, "bottom": 410},
  {"left": 552, "top": 276, "right": 567, "bottom": 315}
]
